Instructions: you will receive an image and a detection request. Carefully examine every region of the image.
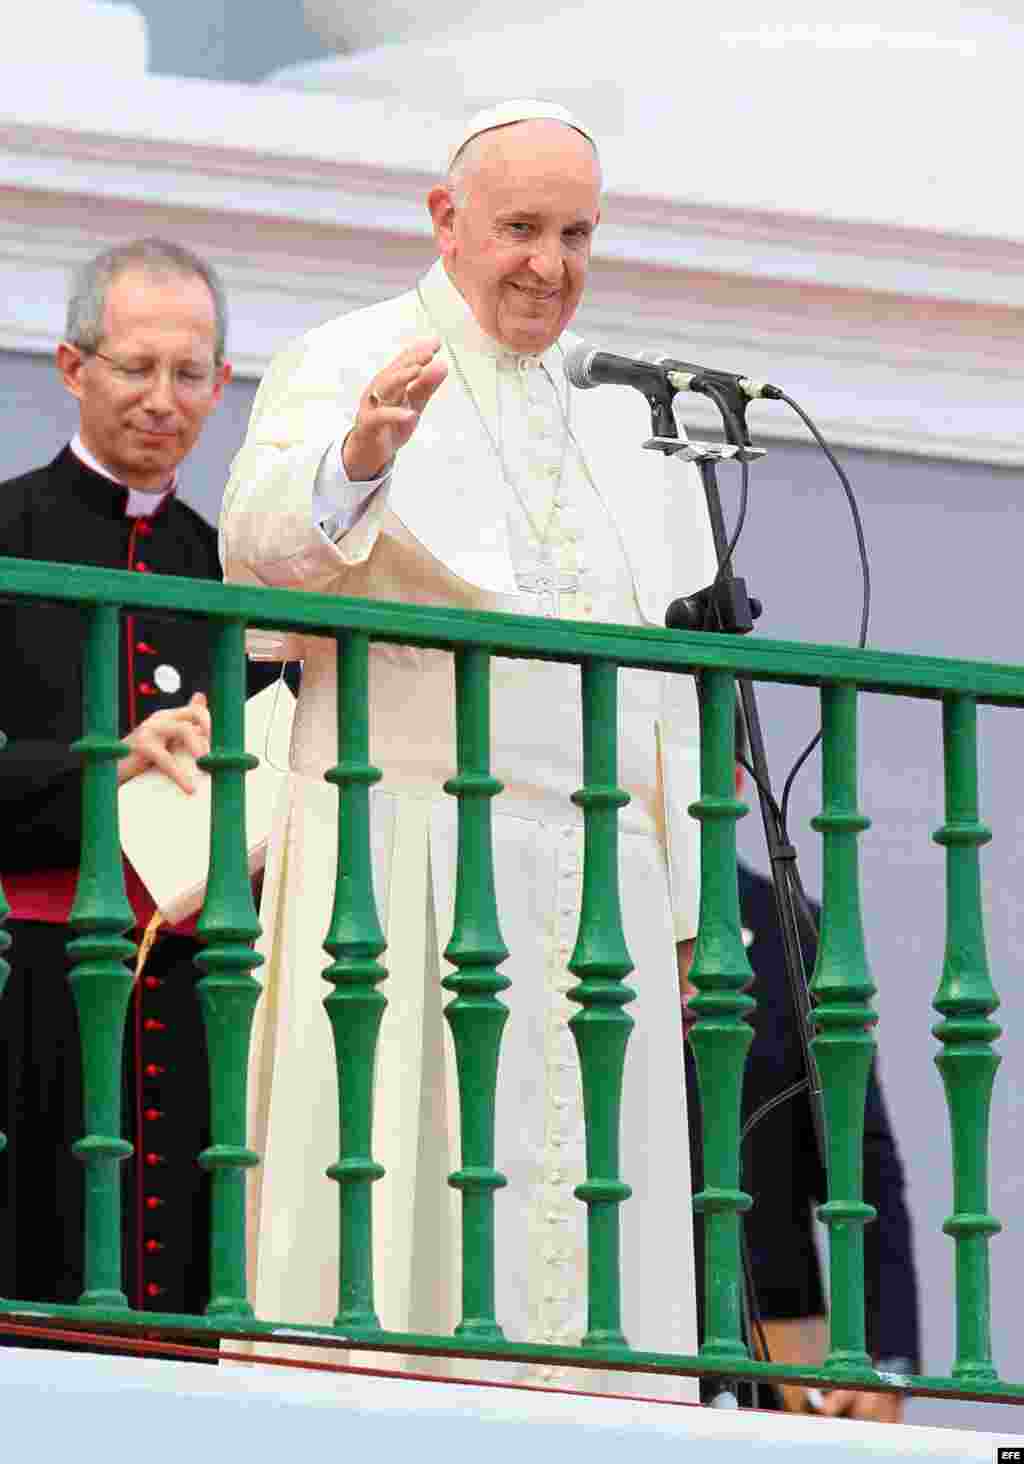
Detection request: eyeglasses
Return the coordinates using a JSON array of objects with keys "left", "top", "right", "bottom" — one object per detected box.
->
[{"left": 80, "top": 348, "right": 219, "bottom": 398}]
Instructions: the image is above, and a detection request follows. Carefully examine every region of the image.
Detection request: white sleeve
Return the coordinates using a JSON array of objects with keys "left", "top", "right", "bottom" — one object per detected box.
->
[
  {"left": 220, "top": 336, "right": 393, "bottom": 597},
  {"left": 312, "top": 438, "right": 392, "bottom": 543}
]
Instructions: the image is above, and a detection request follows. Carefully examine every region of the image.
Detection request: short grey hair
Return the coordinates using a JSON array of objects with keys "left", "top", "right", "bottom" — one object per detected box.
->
[
  {"left": 66, "top": 237, "right": 228, "bottom": 364},
  {"left": 447, "top": 122, "right": 601, "bottom": 208}
]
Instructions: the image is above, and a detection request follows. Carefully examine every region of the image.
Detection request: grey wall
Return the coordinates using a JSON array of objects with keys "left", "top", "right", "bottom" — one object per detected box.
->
[
  {"left": 2, "top": 345, "right": 1023, "bottom": 1433},
  {"left": 133, "top": 0, "right": 328, "bottom": 84}
]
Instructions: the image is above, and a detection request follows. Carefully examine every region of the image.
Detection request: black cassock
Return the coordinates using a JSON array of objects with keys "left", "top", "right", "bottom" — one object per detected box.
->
[{"left": 0, "top": 446, "right": 283, "bottom": 1318}]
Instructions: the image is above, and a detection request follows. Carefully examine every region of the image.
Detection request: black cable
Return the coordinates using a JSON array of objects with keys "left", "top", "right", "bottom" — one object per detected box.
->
[
  {"left": 780, "top": 730, "right": 821, "bottom": 838},
  {"left": 740, "top": 1080, "right": 810, "bottom": 1145},
  {"left": 778, "top": 393, "right": 871, "bottom": 650},
  {"left": 713, "top": 454, "right": 750, "bottom": 592},
  {"left": 717, "top": 458, "right": 750, "bottom": 605},
  {"left": 775, "top": 391, "right": 872, "bottom": 833}
]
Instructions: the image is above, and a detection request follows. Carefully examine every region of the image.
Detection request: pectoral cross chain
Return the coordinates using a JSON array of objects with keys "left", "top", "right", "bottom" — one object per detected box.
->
[{"left": 515, "top": 565, "right": 580, "bottom": 618}]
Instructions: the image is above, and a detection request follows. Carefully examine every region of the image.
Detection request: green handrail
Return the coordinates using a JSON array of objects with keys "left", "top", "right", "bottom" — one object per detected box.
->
[{"left": 3, "top": 555, "right": 1024, "bottom": 704}]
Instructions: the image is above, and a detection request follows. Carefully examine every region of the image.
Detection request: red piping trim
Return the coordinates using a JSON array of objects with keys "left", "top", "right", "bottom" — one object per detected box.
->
[{"left": 125, "top": 516, "right": 144, "bottom": 1311}]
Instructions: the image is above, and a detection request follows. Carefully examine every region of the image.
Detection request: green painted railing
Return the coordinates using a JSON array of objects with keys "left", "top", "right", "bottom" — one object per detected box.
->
[{"left": 0, "top": 554, "right": 1020, "bottom": 1409}]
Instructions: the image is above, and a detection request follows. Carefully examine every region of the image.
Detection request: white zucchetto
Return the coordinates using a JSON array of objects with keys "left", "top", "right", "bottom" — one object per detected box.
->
[{"left": 447, "top": 99, "right": 598, "bottom": 170}]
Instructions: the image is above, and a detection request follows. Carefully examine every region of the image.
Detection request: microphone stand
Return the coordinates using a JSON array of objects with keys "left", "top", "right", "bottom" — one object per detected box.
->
[{"left": 645, "top": 391, "right": 829, "bottom": 1402}]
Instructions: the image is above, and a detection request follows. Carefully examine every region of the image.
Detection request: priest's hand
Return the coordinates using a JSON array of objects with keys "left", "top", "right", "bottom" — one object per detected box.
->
[
  {"left": 118, "top": 691, "right": 211, "bottom": 794},
  {"left": 342, "top": 338, "right": 448, "bottom": 481},
  {"left": 755, "top": 1317, "right": 906, "bottom": 1423},
  {"left": 811, "top": 1386, "right": 905, "bottom": 1424}
]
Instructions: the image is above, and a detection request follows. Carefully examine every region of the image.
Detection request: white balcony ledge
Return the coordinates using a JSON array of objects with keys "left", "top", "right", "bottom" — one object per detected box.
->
[{"left": 1, "top": 1346, "right": 1019, "bottom": 1463}]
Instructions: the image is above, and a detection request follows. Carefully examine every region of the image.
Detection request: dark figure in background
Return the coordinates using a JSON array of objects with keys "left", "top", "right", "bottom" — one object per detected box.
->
[
  {"left": 683, "top": 732, "right": 921, "bottom": 1420},
  {"left": 0, "top": 237, "right": 279, "bottom": 1321}
]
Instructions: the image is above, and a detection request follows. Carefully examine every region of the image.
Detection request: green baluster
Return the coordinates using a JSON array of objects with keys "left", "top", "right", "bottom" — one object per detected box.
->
[
  {"left": 68, "top": 605, "right": 135, "bottom": 1309},
  {"left": 568, "top": 658, "right": 634, "bottom": 1349},
  {"left": 688, "top": 670, "right": 754, "bottom": 1367},
  {"left": 810, "top": 684, "right": 876, "bottom": 1382},
  {"left": 443, "top": 648, "right": 510, "bottom": 1340},
  {"left": 323, "top": 631, "right": 387, "bottom": 1331},
  {"left": 195, "top": 621, "right": 262, "bottom": 1319},
  {"left": 933, "top": 694, "right": 1001, "bottom": 1382}
]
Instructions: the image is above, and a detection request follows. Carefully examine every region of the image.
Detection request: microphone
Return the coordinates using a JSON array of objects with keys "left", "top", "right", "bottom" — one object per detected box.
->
[
  {"left": 644, "top": 352, "right": 783, "bottom": 402},
  {"left": 563, "top": 345, "right": 671, "bottom": 397},
  {"left": 564, "top": 343, "right": 784, "bottom": 403}
]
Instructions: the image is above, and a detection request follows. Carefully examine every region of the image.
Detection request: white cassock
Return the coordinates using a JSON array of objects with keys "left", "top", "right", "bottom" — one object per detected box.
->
[{"left": 220, "top": 260, "right": 717, "bottom": 1396}]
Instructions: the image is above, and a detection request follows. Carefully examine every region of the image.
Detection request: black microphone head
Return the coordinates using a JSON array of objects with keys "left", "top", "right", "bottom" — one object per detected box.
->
[{"left": 562, "top": 343, "right": 599, "bottom": 390}]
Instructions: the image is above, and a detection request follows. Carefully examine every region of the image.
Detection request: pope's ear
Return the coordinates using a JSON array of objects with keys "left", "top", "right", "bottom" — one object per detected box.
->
[{"left": 428, "top": 184, "right": 457, "bottom": 252}]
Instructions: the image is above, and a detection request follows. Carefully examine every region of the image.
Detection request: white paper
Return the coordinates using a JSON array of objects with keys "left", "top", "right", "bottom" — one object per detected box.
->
[{"left": 118, "top": 677, "right": 295, "bottom": 924}]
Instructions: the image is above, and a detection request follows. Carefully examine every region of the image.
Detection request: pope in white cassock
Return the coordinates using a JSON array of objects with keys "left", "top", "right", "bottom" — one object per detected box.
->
[{"left": 220, "top": 100, "right": 717, "bottom": 1395}]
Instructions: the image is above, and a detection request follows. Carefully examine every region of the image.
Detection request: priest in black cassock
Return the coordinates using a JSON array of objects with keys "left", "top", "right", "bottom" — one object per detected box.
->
[{"left": 0, "top": 238, "right": 277, "bottom": 1324}]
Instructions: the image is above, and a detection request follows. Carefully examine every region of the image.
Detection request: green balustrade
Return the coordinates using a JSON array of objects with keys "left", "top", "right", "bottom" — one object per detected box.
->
[
  {"left": 810, "top": 684, "right": 877, "bottom": 1383},
  {"left": 0, "top": 556, "right": 1022, "bottom": 1408},
  {"left": 67, "top": 604, "right": 136, "bottom": 1309},
  {"left": 323, "top": 631, "right": 388, "bottom": 1332},
  {"left": 195, "top": 620, "right": 263, "bottom": 1319},
  {"left": 688, "top": 669, "right": 754, "bottom": 1368},
  {"left": 443, "top": 648, "right": 510, "bottom": 1340},
  {"left": 933, "top": 694, "right": 1001, "bottom": 1382},
  {"left": 568, "top": 658, "right": 634, "bottom": 1350}
]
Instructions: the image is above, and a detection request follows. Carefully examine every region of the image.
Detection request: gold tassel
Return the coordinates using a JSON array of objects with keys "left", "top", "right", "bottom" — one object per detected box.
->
[{"left": 133, "top": 909, "right": 165, "bottom": 987}]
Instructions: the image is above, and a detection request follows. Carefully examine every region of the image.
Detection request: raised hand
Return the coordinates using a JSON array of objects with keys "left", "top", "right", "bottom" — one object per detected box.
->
[
  {"left": 341, "top": 337, "right": 448, "bottom": 481},
  {"left": 117, "top": 690, "right": 211, "bottom": 793}
]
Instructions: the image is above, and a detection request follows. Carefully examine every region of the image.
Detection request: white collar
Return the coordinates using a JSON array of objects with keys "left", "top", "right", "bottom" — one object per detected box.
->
[
  {"left": 70, "top": 434, "right": 175, "bottom": 518},
  {"left": 417, "top": 259, "right": 565, "bottom": 372}
]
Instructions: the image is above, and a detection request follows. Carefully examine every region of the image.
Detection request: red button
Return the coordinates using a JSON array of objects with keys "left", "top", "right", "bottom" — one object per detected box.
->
[
  {"left": 145, "top": 1153, "right": 165, "bottom": 1167},
  {"left": 144, "top": 1239, "right": 164, "bottom": 1254},
  {"left": 144, "top": 1063, "right": 166, "bottom": 1078},
  {"left": 143, "top": 1018, "right": 166, "bottom": 1033},
  {"left": 145, "top": 1282, "right": 164, "bottom": 1299},
  {"left": 144, "top": 1108, "right": 164, "bottom": 1122},
  {"left": 135, "top": 561, "right": 150, "bottom": 573},
  {"left": 145, "top": 1196, "right": 163, "bottom": 1211},
  {"left": 138, "top": 681, "right": 157, "bottom": 696},
  {"left": 136, "top": 520, "right": 153, "bottom": 537},
  {"left": 136, "top": 641, "right": 157, "bottom": 655},
  {"left": 143, "top": 975, "right": 163, "bottom": 990}
]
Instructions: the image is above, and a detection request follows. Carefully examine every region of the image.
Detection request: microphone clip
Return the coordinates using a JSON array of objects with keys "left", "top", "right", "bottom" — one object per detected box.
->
[
  {"left": 643, "top": 437, "right": 768, "bottom": 462},
  {"left": 666, "top": 576, "right": 763, "bottom": 635}
]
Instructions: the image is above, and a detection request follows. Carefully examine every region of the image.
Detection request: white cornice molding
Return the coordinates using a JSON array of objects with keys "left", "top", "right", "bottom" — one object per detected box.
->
[{"left": 0, "top": 67, "right": 1019, "bottom": 466}]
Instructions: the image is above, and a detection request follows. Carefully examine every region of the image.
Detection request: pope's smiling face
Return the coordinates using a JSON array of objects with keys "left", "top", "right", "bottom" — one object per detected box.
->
[{"left": 429, "top": 120, "right": 601, "bottom": 355}]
